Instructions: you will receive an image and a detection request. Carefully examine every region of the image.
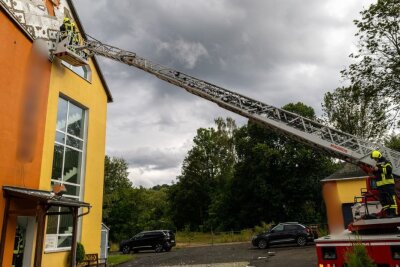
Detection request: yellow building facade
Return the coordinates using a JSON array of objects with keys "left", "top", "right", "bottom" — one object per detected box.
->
[
  {"left": 39, "top": 57, "right": 109, "bottom": 266},
  {"left": 0, "top": 0, "right": 112, "bottom": 266},
  {"left": 322, "top": 164, "right": 367, "bottom": 233}
]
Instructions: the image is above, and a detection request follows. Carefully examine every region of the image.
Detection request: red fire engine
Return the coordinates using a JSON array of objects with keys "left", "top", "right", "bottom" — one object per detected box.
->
[{"left": 316, "top": 167, "right": 400, "bottom": 266}]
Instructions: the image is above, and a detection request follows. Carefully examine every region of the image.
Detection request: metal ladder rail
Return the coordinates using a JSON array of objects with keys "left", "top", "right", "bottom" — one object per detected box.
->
[{"left": 81, "top": 37, "right": 400, "bottom": 175}]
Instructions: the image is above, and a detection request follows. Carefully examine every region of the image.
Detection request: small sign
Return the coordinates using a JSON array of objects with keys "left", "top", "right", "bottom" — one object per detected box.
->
[{"left": 45, "top": 235, "right": 58, "bottom": 249}]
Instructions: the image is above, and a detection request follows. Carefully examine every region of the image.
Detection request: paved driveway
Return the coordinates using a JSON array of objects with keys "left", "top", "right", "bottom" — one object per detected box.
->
[{"left": 118, "top": 243, "right": 317, "bottom": 267}]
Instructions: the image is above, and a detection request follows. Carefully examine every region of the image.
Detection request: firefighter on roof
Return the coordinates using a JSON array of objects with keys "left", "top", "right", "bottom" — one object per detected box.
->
[{"left": 371, "top": 150, "right": 398, "bottom": 216}]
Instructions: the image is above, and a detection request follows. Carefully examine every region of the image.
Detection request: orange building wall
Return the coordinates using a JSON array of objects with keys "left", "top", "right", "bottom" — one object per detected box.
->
[
  {"left": 0, "top": 10, "right": 51, "bottom": 266},
  {"left": 322, "top": 181, "right": 345, "bottom": 234}
]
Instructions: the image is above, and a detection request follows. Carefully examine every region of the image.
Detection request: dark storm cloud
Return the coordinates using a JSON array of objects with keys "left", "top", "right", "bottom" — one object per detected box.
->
[{"left": 72, "top": 0, "right": 373, "bottom": 187}]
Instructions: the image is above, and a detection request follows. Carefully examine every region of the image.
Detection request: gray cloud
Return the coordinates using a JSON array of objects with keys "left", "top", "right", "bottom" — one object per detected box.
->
[{"left": 72, "top": 0, "right": 374, "bottom": 187}]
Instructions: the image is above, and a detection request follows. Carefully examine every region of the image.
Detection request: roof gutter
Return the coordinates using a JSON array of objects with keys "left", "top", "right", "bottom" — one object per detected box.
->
[{"left": 320, "top": 176, "right": 368, "bottom": 183}]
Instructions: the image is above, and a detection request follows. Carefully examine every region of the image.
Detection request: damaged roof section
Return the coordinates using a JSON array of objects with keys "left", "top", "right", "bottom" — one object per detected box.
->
[{"left": 0, "top": 0, "right": 113, "bottom": 102}]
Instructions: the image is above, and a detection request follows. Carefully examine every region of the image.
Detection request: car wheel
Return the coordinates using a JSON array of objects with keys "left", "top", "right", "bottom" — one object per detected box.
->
[
  {"left": 257, "top": 239, "right": 268, "bottom": 249},
  {"left": 163, "top": 242, "right": 171, "bottom": 251},
  {"left": 154, "top": 243, "right": 163, "bottom": 253},
  {"left": 296, "top": 236, "right": 307, "bottom": 246},
  {"left": 122, "top": 245, "right": 130, "bottom": 254}
]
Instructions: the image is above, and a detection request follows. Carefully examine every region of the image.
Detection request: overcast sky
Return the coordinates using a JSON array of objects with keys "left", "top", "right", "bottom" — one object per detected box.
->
[{"left": 72, "top": 0, "right": 375, "bottom": 188}]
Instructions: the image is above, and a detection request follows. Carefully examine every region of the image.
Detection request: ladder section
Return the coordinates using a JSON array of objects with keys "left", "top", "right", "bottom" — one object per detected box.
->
[{"left": 79, "top": 36, "right": 400, "bottom": 175}]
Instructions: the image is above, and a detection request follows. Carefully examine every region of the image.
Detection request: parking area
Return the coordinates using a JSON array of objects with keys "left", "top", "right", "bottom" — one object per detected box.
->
[{"left": 117, "top": 242, "right": 316, "bottom": 267}]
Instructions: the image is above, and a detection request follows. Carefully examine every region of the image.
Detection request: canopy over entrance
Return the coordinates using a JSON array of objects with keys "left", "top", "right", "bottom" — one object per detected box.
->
[{"left": 0, "top": 186, "right": 91, "bottom": 267}]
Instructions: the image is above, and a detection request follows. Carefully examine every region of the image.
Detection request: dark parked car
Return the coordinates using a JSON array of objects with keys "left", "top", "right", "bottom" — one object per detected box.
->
[
  {"left": 120, "top": 230, "right": 176, "bottom": 253},
  {"left": 252, "top": 222, "right": 314, "bottom": 249}
]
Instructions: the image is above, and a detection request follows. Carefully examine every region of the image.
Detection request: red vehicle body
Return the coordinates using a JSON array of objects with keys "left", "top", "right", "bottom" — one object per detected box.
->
[
  {"left": 316, "top": 167, "right": 400, "bottom": 266},
  {"left": 315, "top": 230, "right": 400, "bottom": 267}
]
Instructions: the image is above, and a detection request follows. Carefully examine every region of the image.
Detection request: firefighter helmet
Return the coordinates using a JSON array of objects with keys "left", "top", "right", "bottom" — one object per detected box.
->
[{"left": 371, "top": 150, "right": 382, "bottom": 159}]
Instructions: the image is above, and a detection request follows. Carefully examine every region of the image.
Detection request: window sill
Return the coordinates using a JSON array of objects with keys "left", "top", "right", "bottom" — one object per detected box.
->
[{"left": 44, "top": 247, "right": 71, "bottom": 253}]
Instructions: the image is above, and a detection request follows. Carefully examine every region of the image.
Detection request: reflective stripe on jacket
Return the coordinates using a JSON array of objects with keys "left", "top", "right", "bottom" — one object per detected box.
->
[{"left": 376, "top": 162, "right": 395, "bottom": 186}]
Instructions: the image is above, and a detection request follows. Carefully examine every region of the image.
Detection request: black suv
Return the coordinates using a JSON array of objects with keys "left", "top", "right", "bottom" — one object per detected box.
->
[
  {"left": 252, "top": 222, "right": 314, "bottom": 249},
  {"left": 120, "top": 230, "right": 176, "bottom": 253}
]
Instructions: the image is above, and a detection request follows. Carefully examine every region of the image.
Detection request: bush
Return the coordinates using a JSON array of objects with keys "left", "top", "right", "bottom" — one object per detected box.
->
[
  {"left": 254, "top": 222, "right": 274, "bottom": 234},
  {"left": 76, "top": 242, "right": 85, "bottom": 264},
  {"left": 344, "top": 242, "right": 376, "bottom": 267}
]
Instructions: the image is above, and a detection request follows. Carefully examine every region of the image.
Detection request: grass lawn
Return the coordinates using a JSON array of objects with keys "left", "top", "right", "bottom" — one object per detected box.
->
[
  {"left": 175, "top": 229, "right": 254, "bottom": 246},
  {"left": 107, "top": 254, "right": 135, "bottom": 266}
]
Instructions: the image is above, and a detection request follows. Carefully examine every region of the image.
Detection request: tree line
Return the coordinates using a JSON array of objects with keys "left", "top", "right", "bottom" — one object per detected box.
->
[{"left": 102, "top": 0, "right": 400, "bottom": 242}]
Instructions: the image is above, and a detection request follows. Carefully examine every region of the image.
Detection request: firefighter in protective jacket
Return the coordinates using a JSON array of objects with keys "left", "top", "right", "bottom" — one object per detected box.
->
[
  {"left": 371, "top": 150, "right": 398, "bottom": 216},
  {"left": 60, "top": 17, "right": 73, "bottom": 40}
]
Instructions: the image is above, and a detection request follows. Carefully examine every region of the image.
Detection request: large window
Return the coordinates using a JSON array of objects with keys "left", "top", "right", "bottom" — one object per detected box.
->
[{"left": 45, "top": 97, "right": 86, "bottom": 250}]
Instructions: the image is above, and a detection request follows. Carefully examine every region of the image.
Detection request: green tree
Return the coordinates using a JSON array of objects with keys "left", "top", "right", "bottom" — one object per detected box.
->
[
  {"left": 345, "top": 242, "right": 376, "bottom": 267},
  {"left": 322, "top": 85, "right": 389, "bottom": 139},
  {"left": 169, "top": 118, "right": 237, "bottom": 230},
  {"left": 385, "top": 134, "right": 400, "bottom": 151},
  {"left": 103, "top": 156, "right": 132, "bottom": 220},
  {"left": 103, "top": 156, "right": 176, "bottom": 241},
  {"left": 227, "top": 103, "right": 338, "bottom": 229},
  {"left": 136, "top": 186, "right": 174, "bottom": 230},
  {"left": 103, "top": 156, "right": 140, "bottom": 241},
  {"left": 341, "top": 0, "right": 400, "bottom": 126}
]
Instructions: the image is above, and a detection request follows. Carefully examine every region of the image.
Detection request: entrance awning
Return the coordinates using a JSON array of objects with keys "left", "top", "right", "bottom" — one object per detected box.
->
[
  {"left": 3, "top": 186, "right": 91, "bottom": 208},
  {"left": 0, "top": 186, "right": 91, "bottom": 267}
]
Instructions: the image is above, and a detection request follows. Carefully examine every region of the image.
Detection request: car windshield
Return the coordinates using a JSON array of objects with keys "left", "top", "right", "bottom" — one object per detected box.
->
[
  {"left": 133, "top": 233, "right": 143, "bottom": 239},
  {"left": 271, "top": 224, "right": 284, "bottom": 232}
]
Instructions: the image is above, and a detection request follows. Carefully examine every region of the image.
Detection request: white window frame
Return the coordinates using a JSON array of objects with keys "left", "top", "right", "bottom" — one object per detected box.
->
[{"left": 45, "top": 97, "right": 88, "bottom": 252}]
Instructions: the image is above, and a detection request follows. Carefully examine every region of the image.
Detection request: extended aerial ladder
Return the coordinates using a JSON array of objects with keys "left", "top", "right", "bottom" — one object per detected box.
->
[
  {"left": 54, "top": 32, "right": 400, "bottom": 231},
  {"left": 54, "top": 33, "right": 400, "bottom": 175}
]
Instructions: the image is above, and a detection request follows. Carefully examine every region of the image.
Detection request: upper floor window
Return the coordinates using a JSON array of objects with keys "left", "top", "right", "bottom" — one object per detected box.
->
[{"left": 62, "top": 61, "right": 92, "bottom": 82}]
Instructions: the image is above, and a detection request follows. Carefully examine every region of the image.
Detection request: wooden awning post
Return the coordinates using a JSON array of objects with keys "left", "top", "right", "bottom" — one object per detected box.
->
[
  {"left": 70, "top": 207, "right": 78, "bottom": 267},
  {"left": 33, "top": 205, "right": 46, "bottom": 267},
  {"left": 0, "top": 197, "right": 10, "bottom": 266}
]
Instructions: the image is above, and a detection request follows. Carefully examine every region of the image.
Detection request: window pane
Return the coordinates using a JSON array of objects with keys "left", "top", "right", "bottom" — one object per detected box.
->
[
  {"left": 55, "top": 131, "right": 65, "bottom": 144},
  {"left": 67, "top": 103, "right": 84, "bottom": 138},
  {"left": 58, "top": 235, "right": 72, "bottom": 248},
  {"left": 66, "top": 136, "right": 83, "bottom": 150},
  {"left": 64, "top": 184, "right": 80, "bottom": 197},
  {"left": 63, "top": 148, "right": 81, "bottom": 184},
  {"left": 46, "top": 215, "right": 58, "bottom": 234},
  {"left": 59, "top": 214, "right": 73, "bottom": 234},
  {"left": 56, "top": 98, "right": 68, "bottom": 132},
  {"left": 51, "top": 144, "right": 64, "bottom": 181},
  {"left": 71, "top": 66, "right": 85, "bottom": 78}
]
